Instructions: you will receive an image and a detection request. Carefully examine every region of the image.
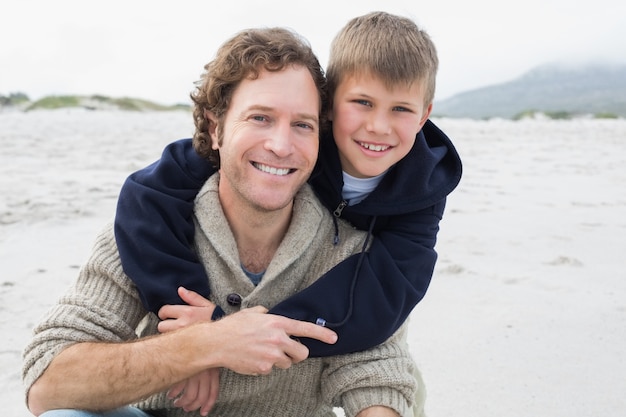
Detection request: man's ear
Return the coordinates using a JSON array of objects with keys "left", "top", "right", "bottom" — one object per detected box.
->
[
  {"left": 419, "top": 103, "right": 433, "bottom": 129},
  {"left": 204, "top": 109, "right": 220, "bottom": 149}
]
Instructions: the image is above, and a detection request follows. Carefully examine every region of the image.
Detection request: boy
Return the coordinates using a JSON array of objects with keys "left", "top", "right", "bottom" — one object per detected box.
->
[{"left": 115, "top": 11, "right": 462, "bottom": 356}]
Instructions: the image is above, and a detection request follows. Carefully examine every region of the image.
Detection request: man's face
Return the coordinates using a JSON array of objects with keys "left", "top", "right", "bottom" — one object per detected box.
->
[
  {"left": 210, "top": 65, "right": 320, "bottom": 213},
  {"left": 329, "top": 72, "right": 432, "bottom": 178}
]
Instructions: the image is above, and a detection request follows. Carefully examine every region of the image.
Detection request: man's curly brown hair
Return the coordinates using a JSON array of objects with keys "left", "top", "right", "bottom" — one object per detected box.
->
[{"left": 190, "top": 27, "right": 328, "bottom": 168}]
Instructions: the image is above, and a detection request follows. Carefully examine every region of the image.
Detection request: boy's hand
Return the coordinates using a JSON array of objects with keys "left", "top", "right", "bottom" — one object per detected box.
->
[
  {"left": 160, "top": 287, "right": 220, "bottom": 416},
  {"left": 167, "top": 368, "right": 220, "bottom": 417},
  {"left": 158, "top": 287, "right": 216, "bottom": 333}
]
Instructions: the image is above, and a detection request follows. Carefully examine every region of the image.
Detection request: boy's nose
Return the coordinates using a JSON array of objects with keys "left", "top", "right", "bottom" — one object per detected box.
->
[{"left": 366, "top": 111, "right": 392, "bottom": 135}]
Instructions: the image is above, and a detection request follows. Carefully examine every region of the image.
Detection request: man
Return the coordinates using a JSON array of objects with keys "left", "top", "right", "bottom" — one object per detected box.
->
[{"left": 23, "top": 28, "right": 418, "bottom": 417}]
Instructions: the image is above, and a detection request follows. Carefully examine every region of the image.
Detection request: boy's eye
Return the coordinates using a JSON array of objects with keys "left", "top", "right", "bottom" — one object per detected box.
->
[
  {"left": 393, "top": 106, "right": 411, "bottom": 112},
  {"left": 354, "top": 99, "right": 372, "bottom": 107}
]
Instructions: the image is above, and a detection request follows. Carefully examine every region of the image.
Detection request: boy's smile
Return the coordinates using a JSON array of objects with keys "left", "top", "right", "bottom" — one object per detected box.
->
[
  {"left": 330, "top": 72, "right": 432, "bottom": 178},
  {"left": 356, "top": 141, "right": 391, "bottom": 152}
]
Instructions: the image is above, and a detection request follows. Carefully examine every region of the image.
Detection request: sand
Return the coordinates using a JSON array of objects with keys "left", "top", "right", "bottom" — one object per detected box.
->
[{"left": 1, "top": 109, "right": 625, "bottom": 416}]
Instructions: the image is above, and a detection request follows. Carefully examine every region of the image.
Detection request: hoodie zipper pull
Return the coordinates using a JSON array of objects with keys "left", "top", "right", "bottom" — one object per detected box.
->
[{"left": 333, "top": 200, "right": 348, "bottom": 217}]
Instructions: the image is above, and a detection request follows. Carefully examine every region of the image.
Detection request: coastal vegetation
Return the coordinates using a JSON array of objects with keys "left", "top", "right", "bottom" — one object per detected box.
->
[{"left": 0, "top": 92, "right": 190, "bottom": 112}]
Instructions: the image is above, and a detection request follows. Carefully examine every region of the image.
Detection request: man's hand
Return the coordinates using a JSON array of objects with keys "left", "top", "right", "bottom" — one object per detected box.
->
[
  {"left": 158, "top": 287, "right": 216, "bottom": 333},
  {"left": 157, "top": 287, "right": 338, "bottom": 374},
  {"left": 211, "top": 306, "right": 338, "bottom": 375},
  {"left": 156, "top": 287, "right": 338, "bottom": 392}
]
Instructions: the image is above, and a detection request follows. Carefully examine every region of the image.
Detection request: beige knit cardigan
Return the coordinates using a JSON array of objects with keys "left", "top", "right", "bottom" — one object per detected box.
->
[{"left": 23, "top": 177, "right": 418, "bottom": 417}]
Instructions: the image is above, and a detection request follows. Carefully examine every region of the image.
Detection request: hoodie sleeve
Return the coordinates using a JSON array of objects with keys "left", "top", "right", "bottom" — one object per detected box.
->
[
  {"left": 269, "top": 200, "right": 444, "bottom": 357},
  {"left": 114, "top": 138, "right": 220, "bottom": 315}
]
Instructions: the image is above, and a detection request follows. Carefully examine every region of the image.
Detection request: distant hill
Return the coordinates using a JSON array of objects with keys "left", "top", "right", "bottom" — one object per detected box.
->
[{"left": 433, "top": 63, "right": 626, "bottom": 119}]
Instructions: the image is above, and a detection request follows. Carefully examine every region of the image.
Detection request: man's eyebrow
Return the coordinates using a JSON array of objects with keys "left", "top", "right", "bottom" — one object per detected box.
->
[
  {"left": 246, "top": 105, "right": 319, "bottom": 124},
  {"left": 296, "top": 112, "right": 319, "bottom": 125}
]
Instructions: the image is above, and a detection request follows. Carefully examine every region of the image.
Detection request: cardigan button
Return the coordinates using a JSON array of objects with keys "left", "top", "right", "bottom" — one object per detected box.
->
[{"left": 226, "top": 293, "right": 242, "bottom": 306}]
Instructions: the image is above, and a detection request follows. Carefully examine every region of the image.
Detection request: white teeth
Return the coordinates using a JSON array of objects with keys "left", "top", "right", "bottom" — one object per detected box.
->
[
  {"left": 253, "top": 162, "right": 290, "bottom": 176},
  {"left": 358, "top": 142, "right": 390, "bottom": 152}
]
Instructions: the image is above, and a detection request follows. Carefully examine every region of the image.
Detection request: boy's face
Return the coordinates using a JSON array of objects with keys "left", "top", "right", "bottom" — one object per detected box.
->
[{"left": 329, "top": 72, "right": 432, "bottom": 178}]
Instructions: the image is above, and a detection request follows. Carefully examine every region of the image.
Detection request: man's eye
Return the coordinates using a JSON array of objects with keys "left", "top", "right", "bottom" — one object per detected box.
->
[
  {"left": 252, "top": 115, "right": 268, "bottom": 122},
  {"left": 295, "top": 122, "right": 314, "bottom": 130}
]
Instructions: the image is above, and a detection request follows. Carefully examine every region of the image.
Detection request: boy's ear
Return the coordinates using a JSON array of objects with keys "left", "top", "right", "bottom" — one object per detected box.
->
[
  {"left": 419, "top": 103, "right": 433, "bottom": 128},
  {"left": 204, "top": 109, "right": 220, "bottom": 150}
]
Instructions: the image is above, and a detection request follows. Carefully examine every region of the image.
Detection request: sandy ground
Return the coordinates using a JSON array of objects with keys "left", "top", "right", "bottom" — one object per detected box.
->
[{"left": 1, "top": 109, "right": 625, "bottom": 416}]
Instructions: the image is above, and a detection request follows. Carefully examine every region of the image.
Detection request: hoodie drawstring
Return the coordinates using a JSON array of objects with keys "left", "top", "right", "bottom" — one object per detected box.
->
[{"left": 319, "top": 215, "right": 377, "bottom": 328}]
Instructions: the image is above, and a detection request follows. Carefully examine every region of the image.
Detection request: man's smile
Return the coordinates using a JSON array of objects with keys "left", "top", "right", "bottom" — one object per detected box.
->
[{"left": 252, "top": 162, "right": 293, "bottom": 176}]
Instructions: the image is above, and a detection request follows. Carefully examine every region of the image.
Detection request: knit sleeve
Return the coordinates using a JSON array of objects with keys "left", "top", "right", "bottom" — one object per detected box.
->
[
  {"left": 22, "top": 223, "right": 148, "bottom": 399},
  {"left": 321, "top": 323, "right": 418, "bottom": 417}
]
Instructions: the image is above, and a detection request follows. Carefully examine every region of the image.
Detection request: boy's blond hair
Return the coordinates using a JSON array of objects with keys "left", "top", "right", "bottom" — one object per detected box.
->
[{"left": 326, "top": 11, "right": 438, "bottom": 108}]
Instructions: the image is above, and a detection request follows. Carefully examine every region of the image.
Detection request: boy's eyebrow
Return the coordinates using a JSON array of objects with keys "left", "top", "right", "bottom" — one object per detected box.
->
[
  {"left": 246, "top": 105, "right": 319, "bottom": 124},
  {"left": 394, "top": 100, "right": 420, "bottom": 107},
  {"left": 353, "top": 93, "right": 420, "bottom": 108}
]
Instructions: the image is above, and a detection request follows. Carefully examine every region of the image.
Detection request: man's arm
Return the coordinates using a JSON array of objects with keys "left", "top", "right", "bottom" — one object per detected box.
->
[
  {"left": 27, "top": 307, "right": 337, "bottom": 415},
  {"left": 23, "top": 225, "right": 337, "bottom": 416},
  {"left": 27, "top": 323, "right": 212, "bottom": 415}
]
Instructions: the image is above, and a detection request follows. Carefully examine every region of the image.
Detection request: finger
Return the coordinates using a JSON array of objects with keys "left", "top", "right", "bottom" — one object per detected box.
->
[
  {"left": 158, "top": 304, "right": 176, "bottom": 321},
  {"left": 287, "top": 319, "right": 338, "bottom": 345},
  {"left": 158, "top": 319, "right": 181, "bottom": 334},
  {"left": 179, "top": 371, "right": 212, "bottom": 414},
  {"left": 273, "top": 352, "right": 299, "bottom": 369},
  {"left": 178, "top": 286, "right": 214, "bottom": 308},
  {"left": 200, "top": 369, "right": 220, "bottom": 416},
  {"left": 282, "top": 338, "right": 311, "bottom": 364},
  {"left": 241, "top": 305, "right": 269, "bottom": 314},
  {"left": 167, "top": 380, "right": 186, "bottom": 400},
  {"left": 175, "top": 378, "right": 200, "bottom": 411},
  {"left": 193, "top": 370, "right": 216, "bottom": 416}
]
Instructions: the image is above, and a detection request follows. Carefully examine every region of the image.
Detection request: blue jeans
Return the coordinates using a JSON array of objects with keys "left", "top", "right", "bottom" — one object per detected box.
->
[{"left": 40, "top": 407, "right": 153, "bottom": 417}]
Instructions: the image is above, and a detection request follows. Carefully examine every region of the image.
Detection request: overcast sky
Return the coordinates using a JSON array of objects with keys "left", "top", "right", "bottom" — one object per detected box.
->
[{"left": 2, "top": 0, "right": 625, "bottom": 104}]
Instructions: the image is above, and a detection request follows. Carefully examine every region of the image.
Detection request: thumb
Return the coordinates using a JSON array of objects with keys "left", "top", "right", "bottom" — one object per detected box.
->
[
  {"left": 178, "top": 286, "right": 214, "bottom": 307},
  {"left": 242, "top": 305, "right": 269, "bottom": 314}
]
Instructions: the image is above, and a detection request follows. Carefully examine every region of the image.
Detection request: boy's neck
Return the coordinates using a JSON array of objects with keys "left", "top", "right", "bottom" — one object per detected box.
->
[{"left": 342, "top": 170, "right": 386, "bottom": 206}]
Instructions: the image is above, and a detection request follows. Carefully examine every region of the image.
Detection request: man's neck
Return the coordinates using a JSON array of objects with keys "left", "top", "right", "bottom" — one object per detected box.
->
[{"left": 219, "top": 193, "right": 293, "bottom": 274}]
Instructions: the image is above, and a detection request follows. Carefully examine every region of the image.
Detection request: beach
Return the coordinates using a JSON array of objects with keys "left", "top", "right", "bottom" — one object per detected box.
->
[{"left": 1, "top": 110, "right": 625, "bottom": 416}]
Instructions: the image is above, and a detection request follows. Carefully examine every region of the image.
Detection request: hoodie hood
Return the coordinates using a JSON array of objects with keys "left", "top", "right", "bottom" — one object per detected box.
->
[{"left": 310, "top": 119, "right": 462, "bottom": 218}]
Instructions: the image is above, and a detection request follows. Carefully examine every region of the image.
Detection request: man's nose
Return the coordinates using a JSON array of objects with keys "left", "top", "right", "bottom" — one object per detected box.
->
[{"left": 264, "top": 122, "right": 295, "bottom": 157}]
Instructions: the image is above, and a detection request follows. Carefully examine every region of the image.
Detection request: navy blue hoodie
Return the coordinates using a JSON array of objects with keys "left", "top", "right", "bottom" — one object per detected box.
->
[{"left": 114, "top": 119, "right": 462, "bottom": 356}]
